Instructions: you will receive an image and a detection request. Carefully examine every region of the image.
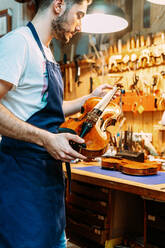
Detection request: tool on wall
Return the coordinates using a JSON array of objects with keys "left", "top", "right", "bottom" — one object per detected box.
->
[
  {"left": 89, "top": 35, "right": 100, "bottom": 60},
  {"left": 116, "top": 116, "right": 126, "bottom": 151},
  {"left": 152, "top": 73, "right": 160, "bottom": 95},
  {"left": 74, "top": 55, "right": 82, "bottom": 86},
  {"left": 68, "top": 66, "right": 73, "bottom": 93},
  {"left": 136, "top": 34, "right": 140, "bottom": 49},
  {"left": 130, "top": 73, "right": 140, "bottom": 95},
  {"left": 138, "top": 48, "right": 150, "bottom": 68},
  {"left": 146, "top": 33, "right": 152, "bottom": 47},
  {"left": 64, "top": 65, "right": 69, "bottom": 96},
  {"left": 89, "top": 77, "right": 93, "bottom": 94}
]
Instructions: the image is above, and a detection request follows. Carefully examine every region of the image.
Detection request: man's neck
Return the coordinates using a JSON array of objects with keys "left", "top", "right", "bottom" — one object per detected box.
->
[{"left": 31, "top": 11, "right": 53, "bottom": 47}]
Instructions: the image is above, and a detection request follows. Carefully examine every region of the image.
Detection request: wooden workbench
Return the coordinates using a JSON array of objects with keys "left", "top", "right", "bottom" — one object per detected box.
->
[
  {"left": 69, "top": 162, "right": 165, "bottom": 202},
  {"left": 65, "top": 161, "right": 165, "bottom": 248}
]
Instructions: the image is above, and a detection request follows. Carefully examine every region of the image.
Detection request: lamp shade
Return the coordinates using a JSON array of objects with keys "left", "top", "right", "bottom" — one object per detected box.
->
[
  {"left": 81, "top": 1, "right": 128, "bottom": 34},
  {"left": 147, "top": 0, "right": 165, "bottom": 5}
]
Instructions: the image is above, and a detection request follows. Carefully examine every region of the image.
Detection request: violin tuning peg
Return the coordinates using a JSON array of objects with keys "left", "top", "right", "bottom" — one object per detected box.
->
[{"left": 116, "top": 83, "right": 123, "bottom": 88}]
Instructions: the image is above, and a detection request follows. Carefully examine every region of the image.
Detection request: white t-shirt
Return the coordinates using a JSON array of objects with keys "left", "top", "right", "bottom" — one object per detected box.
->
[{"left": 0, "top": 26, "right": 55, "bottom": 121}]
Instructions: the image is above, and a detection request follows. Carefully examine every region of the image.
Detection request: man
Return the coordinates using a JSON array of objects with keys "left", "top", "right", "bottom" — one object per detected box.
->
[{"left": 0, "top": 0, "right": 112, "bottom": 247}]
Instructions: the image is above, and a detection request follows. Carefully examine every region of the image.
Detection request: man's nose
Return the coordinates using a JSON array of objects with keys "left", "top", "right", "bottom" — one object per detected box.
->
[{"left": 75, "top": 23, "right": 81, "bottom": 32}]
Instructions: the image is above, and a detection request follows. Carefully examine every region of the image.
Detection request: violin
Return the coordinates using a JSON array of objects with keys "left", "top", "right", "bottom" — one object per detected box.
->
[
  {"left": 60, "top": 87, "right": 121, "bottom": 158},
  {"left": 101, "top": 157, "right": 161, "bottom": 176}
]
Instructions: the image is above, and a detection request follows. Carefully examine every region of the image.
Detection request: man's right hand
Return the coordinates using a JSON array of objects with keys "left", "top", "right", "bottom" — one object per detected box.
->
[{"left": 42, "top": 132, "right": 87, "bottom": 162}]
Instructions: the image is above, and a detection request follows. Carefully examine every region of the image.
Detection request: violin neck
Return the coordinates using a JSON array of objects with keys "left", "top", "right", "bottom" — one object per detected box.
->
[{"left": 94, "top": 86, "right": 118, "bottom": 112}]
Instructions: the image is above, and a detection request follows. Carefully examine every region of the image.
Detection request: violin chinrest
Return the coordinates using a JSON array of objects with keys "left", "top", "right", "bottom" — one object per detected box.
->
[
  {"left": 69, "top": 141, "right": 86, "bottom": 152},
  {"left": 58, "top": 127, "right": 87, "bottom": 152}
]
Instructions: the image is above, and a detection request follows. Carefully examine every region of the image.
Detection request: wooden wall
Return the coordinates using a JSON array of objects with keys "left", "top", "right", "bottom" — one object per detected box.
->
[
  {"left": 62, "top": 60, "right": 165, "bottom": 155},
  {"left": 61, "top": 0, "right": 165, "bottom": 155}
]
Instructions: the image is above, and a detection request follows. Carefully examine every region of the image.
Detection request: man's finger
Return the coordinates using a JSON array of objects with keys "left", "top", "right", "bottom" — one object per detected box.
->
[
  {"left": 67, "top": 146, "right": 87, "bottom": 160},
  {"left": 67, "top": 133, "right": 85, "bottom": 144}
]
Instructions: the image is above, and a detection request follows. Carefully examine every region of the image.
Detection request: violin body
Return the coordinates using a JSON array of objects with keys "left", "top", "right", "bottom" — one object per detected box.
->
[
  {"left": 60, "top": 97, "right": 121, "bottom": 158},
  {"left": 101, "top": 157, "right": 161, "bottom": 176}
]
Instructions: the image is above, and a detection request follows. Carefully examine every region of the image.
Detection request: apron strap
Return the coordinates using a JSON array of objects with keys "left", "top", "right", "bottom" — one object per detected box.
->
[
  {"left": 27, "top": 22, "right": 47, "bottom": 60},
  {"left": 27, "top": 22, "right": 71, "bottom": 192},
  {"left": 65, "top": 162, "right": 71, "bottom": 194}
]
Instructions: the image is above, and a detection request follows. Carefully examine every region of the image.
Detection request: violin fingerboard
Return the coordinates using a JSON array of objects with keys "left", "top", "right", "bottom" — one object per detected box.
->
[{"left": 95, "top": 87, "right": 118, "bottom": 111}]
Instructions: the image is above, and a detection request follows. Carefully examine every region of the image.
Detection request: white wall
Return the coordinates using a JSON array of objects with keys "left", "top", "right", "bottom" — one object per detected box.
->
[{"left": 0, "top": 0, "right": 24, "bottom": 30}]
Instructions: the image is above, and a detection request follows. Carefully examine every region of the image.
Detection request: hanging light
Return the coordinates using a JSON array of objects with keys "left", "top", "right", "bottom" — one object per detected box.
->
[
  {"left": 81, "top": 0, "right": 128, "bottom": 34},
  {"left": 147, "top": 0, "right": 165, "bottom": 5}
]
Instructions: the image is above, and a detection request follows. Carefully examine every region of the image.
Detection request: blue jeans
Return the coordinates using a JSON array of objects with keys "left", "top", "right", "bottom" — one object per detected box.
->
[{"left": 53, "top": 231, "right": 67, "bottom": 248}]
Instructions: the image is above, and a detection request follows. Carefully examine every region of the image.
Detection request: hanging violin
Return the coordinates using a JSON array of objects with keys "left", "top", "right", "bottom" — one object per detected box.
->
[{"left": 60, "top": 87, "right": 121, "bottom": 158}]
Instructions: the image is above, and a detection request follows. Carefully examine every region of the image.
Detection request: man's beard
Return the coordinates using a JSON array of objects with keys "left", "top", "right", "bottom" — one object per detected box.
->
[{"left": 51, "top": 11, "right": 70, "bottom": 43}]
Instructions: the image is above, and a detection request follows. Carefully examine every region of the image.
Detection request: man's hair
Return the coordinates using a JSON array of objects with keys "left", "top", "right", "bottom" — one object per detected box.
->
[{"left": 38, "top": 0, "right": 92, "bottom": 11}]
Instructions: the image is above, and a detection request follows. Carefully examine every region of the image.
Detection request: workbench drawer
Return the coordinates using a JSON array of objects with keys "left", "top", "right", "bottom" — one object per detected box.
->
[
  {"left": 146, "top": 200, "right": 165, "bottom": 217},
  {"left": 70, "top": 180, "right": 109, "bottom": 202},
  {"left": 67, "top": 217, "right": 109, "bottom": 245},
  {"left": 147, "top": 215, "right": 165, "bottom": 232},
  {"left": 146, "top": 200, "right": 165, "bottom": 247},
  {"left": 147, "top": 226, "right": 165, "bottom": 247},
  {"left": 68, "top": 193, "right": 108, "bottom": 215},
  {"left": 67, "top": 204, "right": 110, "bottom": 229}
]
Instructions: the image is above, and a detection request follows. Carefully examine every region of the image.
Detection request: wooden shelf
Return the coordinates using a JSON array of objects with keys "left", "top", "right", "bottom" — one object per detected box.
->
[
  {"left": 154, "top": 124, "right": 165, "bottom": 130},
  {"left": 114, "top": 93, "right": 159, "bottom": 112},
  {"left": 60, "top": 59, "right": 95, "bottom": 70}
]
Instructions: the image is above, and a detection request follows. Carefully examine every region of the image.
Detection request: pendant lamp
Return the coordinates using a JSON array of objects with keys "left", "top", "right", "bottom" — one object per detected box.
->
[
  {"left": 81, "top": 0, "right": 128, "bottom": 34},
  {"left": 147, "top": 0, "right": 165, "bottom": 4}
]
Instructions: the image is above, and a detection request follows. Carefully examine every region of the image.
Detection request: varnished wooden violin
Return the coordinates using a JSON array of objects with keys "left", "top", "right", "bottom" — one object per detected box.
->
[
  {"left": 101, "top": 157, "right": 161, "bottom": 176},
  {"left": 60, "top": 87, "right": 121, "bottom": 158}
]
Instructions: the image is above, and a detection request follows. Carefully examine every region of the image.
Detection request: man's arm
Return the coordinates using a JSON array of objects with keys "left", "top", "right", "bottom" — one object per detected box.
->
[
  {"left": 0, "top": 80, "right": 86, "bottom": 162},
  {"left": 63, "top": 83, "right": 114, "bottom": 116},
  {"left": 0, "top": 79, "right": 13, "bottom": 98}
]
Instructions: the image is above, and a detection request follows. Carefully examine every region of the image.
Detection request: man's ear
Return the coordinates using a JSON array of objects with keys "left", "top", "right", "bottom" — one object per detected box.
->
[{"left": 53, "top": 0, "right": 64, "bottom": 15}]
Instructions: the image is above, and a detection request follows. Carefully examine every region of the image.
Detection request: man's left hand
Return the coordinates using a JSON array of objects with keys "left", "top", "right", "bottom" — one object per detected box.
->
[{"left": 90, "top": 83, "right": 120, "bottom": 98}]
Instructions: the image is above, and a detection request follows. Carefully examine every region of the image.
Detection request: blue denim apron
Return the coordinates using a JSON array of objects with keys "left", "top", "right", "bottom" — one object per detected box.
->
[{"left": 0, "top": 22, "right": 66, "bottom": 248}]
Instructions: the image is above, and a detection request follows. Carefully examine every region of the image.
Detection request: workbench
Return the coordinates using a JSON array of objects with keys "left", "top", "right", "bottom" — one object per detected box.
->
[{"left": 65, "top": 161, "right": 165, "bottom": 248}]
